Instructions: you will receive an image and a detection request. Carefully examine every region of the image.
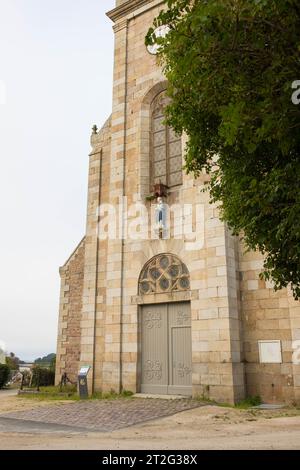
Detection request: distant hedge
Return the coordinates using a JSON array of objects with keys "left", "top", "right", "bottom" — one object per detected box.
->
[
  {"left": 0, "top": 364, "right": 10, "bottom": 389},
  {"left": 31, "top": 366, "right": 55, "bottom": 387}
]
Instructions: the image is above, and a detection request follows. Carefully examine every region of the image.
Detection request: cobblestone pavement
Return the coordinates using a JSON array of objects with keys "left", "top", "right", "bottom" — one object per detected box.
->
[{"left": 1, "top": 398, "right": 203, "bottom": 432}]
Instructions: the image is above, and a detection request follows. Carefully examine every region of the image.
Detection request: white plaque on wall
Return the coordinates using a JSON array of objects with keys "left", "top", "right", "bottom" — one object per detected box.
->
[{"left": 258, "top": 340, "right": 282, "bottom": 364}]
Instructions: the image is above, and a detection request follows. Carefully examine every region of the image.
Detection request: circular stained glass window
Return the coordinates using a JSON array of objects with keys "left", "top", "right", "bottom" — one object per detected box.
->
[
  {"left": 140, "top": 281, "right": 150, "bottom": 294},
  {"left": 139, "top": 254, "right": 190, "bottom": 295},
  {"left": 159, "top": 277, "right": 170, "bottom": 291},
  {"left": 159, "top": 256, "right": 169, "bottom": 270},
  {"left": 179, "top": 277, "right": 190, "bottom": 290},
  {"left": 168, "top": 264, "right": 179, "bottom": 278},
  {"left": 150, "top": 267, "right": 161, "bottom": 280}
]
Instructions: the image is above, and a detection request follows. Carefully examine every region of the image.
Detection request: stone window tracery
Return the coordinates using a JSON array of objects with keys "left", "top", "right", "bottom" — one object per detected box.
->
[{"left": 139, "top": 254, "right": 190, "bottom": 295}]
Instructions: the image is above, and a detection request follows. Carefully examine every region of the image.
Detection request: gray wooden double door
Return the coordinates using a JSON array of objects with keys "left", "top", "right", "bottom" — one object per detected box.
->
[{"left": 141, "top": 302, "right": 192, "bottom": 396}]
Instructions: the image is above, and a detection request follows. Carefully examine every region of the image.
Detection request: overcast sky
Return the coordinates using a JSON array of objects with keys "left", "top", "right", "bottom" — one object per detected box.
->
[{"left": 0, "top": 0, "right": 115, "bottom": 360}]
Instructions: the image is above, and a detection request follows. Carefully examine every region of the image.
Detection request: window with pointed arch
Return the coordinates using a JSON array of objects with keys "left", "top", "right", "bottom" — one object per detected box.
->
[{"left": 150, "top": 91, "right": 183, "bottom": 189}]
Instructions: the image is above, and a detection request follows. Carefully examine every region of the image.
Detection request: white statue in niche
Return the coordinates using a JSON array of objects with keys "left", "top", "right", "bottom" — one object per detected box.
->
[{"left": 155, "top": 197, "right": 168, "bottom": 239}]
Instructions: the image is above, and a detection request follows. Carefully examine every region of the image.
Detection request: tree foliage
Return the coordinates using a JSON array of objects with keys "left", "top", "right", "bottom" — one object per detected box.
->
[
  {"left": 50, "top": 355, "right": 56, "bottom": 373},
  {"left": 31, "top": 366, "right": 55, "bottom": 387},
  {"left": 34, "top": 353, "right": 56, "bottom": 365},
  {"left": 146, "top": 0, "right": 300, "bottom": 298},
  {"left": 0, "top": 364, "right": 10, "bottom": 389},
  {"left": 6, "top": 352, "right": 20, "bottom": 370}
]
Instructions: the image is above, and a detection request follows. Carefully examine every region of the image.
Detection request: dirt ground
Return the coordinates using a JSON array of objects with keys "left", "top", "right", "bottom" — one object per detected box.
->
[{"left": 1, "top": 393, "right": 300, "bottom": 450}]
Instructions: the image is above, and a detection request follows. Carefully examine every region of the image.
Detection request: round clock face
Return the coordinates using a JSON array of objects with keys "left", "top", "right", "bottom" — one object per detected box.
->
[{"left": 147, "top": 25, "right": 170, "bottom": 55}]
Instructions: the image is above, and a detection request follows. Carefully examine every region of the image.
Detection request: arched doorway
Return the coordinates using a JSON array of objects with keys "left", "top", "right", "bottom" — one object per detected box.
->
[{"left": 138, "top": 254, "right": 192, "bottom": 396}]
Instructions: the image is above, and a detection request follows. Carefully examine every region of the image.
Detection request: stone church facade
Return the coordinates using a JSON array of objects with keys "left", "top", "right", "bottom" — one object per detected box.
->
[{"left": 55, "top": 0, "right": 300, "bottom": 404}]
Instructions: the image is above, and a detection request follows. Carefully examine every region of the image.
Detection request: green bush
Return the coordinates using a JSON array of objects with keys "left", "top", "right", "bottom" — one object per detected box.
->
[
  {"left": 49, "top": 355, "right": 56, "bottom": 373},
  {"left": 31, "top": 366, "right": 55, "bottom": 387},
  {"left": 235, "top": 396, "right": 262, "bottom": 409},
  {"left": 0, "top": 364, "right": 10, "bottom": 389}
]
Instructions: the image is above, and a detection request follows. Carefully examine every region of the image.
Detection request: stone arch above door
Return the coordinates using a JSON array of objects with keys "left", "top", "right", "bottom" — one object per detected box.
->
[{"left": 138, "top": 253, "right": 190, "bottom": 296}]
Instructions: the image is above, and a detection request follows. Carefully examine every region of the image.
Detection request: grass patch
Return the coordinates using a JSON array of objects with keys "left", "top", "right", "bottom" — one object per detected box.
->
[
  {"left": 235, "top": 396, "right": 262, "bottom": 409},
  {"left": 195, "top": 396, "right": 217, "bottom": 405},
  {"left": 216, "top": 396, "right": 262, "bottom": 409},
  {"left": 18, "top": 386, "right": 134, "bottom": 402},
  {"left": 19, "top": 385, "right": 79, "bottom": 401},
  {"left": 92, "top": 390, "right": 134, "bottom": 400},
  {"left": 40, "top": 385, "right": 77, "bottom": 394},
  {"left": 195, "top": 394, "right": 262, "bottom": 410}
]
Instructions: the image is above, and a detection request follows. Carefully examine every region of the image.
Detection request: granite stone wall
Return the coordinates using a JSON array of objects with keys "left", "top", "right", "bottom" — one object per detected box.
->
[{"left": 55, "top": 238, "right": 85, "bottom": 384}]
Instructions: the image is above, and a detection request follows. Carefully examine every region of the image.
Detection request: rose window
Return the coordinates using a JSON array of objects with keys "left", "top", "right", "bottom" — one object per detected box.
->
[{"left": 139, "top": 254, "right": 190, "bottom": 295}]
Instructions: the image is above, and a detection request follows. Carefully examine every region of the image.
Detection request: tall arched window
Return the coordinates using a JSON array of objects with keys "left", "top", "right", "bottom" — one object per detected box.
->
[{"left": 150, "top": 92, "right": 183, "bottom": 189}]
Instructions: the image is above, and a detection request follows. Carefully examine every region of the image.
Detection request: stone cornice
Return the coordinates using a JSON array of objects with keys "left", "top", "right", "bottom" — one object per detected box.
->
[
  {"left": 113, "top": 18, "right": 129, "bottom": 33},
  {"left": 107, "top": 0, "right": 160, "bottom": 23}
]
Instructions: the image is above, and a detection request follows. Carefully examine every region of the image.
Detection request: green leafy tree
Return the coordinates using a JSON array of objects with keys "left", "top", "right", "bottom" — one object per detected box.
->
[
  {"left": 146, "top": 0, "right": 300, "bottom": 298},
  {"left": 6, "top": 352, "right": 19, "bottom": 370},
  {"left": 50, "top": 355, "right": 56, "bottom": 373},
  {"left": 0, "top": 364, "right": 10, "bottom": 389},
  {"left": 31, "top": 366, "right": 55, "bottom": 387},
  {"left": 34, "top": 353, "right": 56, "bottom": 365}
]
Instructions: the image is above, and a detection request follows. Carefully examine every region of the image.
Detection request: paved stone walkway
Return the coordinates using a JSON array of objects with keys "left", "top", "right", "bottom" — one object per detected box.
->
[{"left": 1, "top": 398, "right": 202, "bottom": 432}]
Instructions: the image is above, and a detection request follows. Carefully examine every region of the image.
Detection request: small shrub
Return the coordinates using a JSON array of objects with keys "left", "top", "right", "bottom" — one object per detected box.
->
[
  {"left": 0, "top": 364, "right": 10, "bottom": 389},
  {"left": 31, "top": 366, "right": 55, "bottom": 387},
  {"left": 235, "top": 396, "right": 262, "bottom": 409}
]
